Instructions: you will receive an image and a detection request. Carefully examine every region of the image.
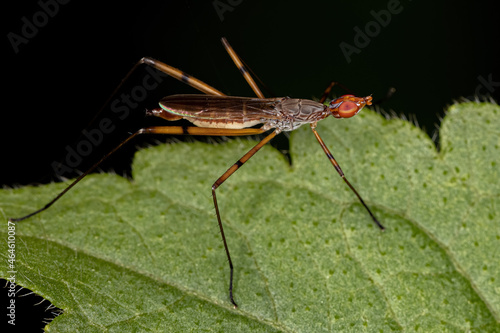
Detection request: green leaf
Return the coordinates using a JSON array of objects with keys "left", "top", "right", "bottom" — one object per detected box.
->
[{"left": 1, "top": 102, "right": 499, "bottom": 332}]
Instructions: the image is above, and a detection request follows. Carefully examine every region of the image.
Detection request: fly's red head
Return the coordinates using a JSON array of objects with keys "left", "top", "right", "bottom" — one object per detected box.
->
[{"left": 328, "top": 95, "right": 373, "bottom": 118}]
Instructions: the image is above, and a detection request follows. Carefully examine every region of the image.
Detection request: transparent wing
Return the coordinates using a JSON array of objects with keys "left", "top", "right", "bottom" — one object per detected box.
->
[{"left": 159, "top": 94, "right": 283, "bottom": 122}]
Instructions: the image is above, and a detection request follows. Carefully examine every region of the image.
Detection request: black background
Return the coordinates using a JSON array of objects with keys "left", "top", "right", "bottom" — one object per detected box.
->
[{"left": 2, "top": 0, "right": 499, "bottom": 331}]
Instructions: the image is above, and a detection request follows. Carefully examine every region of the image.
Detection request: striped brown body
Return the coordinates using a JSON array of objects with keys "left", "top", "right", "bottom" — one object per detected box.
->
[{"left": 157, "top": 94, "right": 331, "bottom": 133}]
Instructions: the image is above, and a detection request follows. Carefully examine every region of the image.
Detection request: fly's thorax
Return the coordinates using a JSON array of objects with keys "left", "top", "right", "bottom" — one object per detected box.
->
[{"left": 263, "top": 98, "right": 329, "bottom": 132}]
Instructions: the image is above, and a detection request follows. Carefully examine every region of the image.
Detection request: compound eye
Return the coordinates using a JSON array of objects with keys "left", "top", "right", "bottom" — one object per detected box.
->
[{"left": 338, "top": 101, "right": 359, "bottom": 118}]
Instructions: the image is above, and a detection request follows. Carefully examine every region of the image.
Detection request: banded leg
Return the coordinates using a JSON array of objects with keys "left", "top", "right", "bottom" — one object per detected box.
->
[
  {"left": 9, "top": 126, "right": 266, "bottom": 223},
  {"left": 10, "top": 56, "right": 232, "bottom": 222},
  {"left": 84, "top": 57, "right": 227, "bottom": 127},
  {"left": 141, "top": 57, "right": 225, "bottom": 96},
  {"left": 90, "top": 38, "right": 261, "bottom": 126},
  {"left": 221, "top": 37, "right": 265, "bottom": 99},
  {"left": 309, "top": 124, "right": 384, "bottom": 230},
  {"left": 211, "top": 129, "right": 278, "bottom": 307},
  {"left": 9, "top": 122, "right": 269, "bottom": 306}
]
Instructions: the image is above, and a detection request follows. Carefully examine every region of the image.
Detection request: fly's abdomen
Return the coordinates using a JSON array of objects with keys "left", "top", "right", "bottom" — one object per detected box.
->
[{"left": 160, "top": 94, "right": 283, "bottom": 129}]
